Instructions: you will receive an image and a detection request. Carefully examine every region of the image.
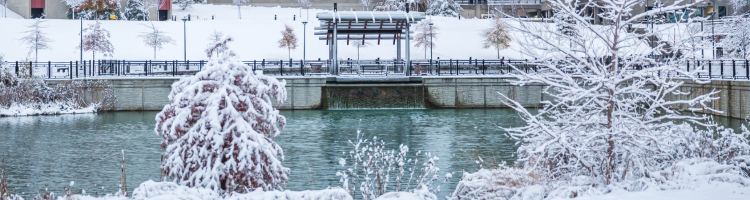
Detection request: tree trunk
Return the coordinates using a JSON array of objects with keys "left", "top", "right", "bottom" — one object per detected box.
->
[
  {"left": 238, "top": 6, "right": 241, "bottom": 19},
  {"left": 154, "top": 46, "right": 157, "bottom": 60}
]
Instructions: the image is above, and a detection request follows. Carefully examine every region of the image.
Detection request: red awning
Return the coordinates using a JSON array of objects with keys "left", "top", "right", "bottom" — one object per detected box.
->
[
  {"left": 31, "top": 0, "right": 45, "bottom": 9},
  {"left": 160, "top": 0, "right": 170, "bottom": 10}
]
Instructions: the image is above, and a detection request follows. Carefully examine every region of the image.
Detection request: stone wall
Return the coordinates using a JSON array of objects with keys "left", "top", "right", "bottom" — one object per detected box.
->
[
  {"left": 665, "top": 80, "right": 750, "bottom": 120},
  {"left": 423, "top": 77, "right": 547, "bottom": 108}
]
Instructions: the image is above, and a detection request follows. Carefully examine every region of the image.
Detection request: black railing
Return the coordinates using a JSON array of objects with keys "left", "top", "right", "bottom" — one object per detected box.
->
[{"left": 7, "top": 59, "right": 750, "bottom": 80}]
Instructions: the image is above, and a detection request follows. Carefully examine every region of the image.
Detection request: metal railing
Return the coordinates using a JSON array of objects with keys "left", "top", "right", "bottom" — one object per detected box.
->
[
  {"left": 455, "top": 0, "right": 545, "bottom": 5},
  {"left": 7, "top": 59, "right": 750, "bottom": 81}
]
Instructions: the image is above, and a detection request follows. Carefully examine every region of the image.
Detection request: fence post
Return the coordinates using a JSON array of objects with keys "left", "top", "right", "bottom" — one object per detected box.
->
[
  {"left": 687, "top": 60, "right": 690, "bottom": 73},
  {"left": 187, "top": 60, "right": 190, "bottom": 71},
  {"left": 301, "top": 59, "right": 304, "bottom": 76},
  {"left": 747, "top": 60, "right": 749, "bottom": 79},
  {"left": 29, "top": 61, "right": 33, "bottom": 77},
  {"left": 732, "top": 59, "right": 737, "bottom": 79},
  {"left": 75, "top": 61, "right": 78, "bottom": 78},
  {"left": 70, "top": 61, "right": 73, "bottom": 79},
  {"left": 720, "top": 60, "right": 724, "bottom": 79},
  {"left": 48, "top": 61, "right": 51, "bottom": 79},
  {"left": 15, "top": 61, "right": 18, "bottom": 76},
  {"left": 253, "top": 60, "right": 257, "bottom": 72},
  {"left": 280, "top": 60, "right": 284, "bottom": 76},
  {"left": 475, "top": 59, "right": 478, "bottom": 74},
  {"left": 709, "top": 61, "right": 712, "bottom": 79}
]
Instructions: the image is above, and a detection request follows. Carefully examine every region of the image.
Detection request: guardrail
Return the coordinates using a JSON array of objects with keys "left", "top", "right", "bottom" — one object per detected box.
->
[
  {"left": 455, "top": 0, "right": 545, "bottom": 5},
  {"left": 6, "top": 59, "right": 750, "bottom": 80}
]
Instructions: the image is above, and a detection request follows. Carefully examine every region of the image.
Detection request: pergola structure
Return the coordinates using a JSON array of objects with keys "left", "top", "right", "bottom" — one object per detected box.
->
[{"left": 315, "top": 4, "right": 426, "bottom": 75}]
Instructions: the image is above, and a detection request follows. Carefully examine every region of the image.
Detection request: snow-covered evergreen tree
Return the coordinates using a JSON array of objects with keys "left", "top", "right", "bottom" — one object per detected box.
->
[
  {"left": 77, "top": 21, "right": 114, "bottom": 61},
  {"left": 719, "top": 16, "right": 750, "bottom": 59},
  {"left": 426, "top": 0, "right": 462, "bottom": 17},
  {"left": 62, "top": 0, "right": 85, "bottom": 19},
  {"left": 155, "top": 42, "right": 289, "bottom": 192},
  {"left": 124, "top": 0, "right": 148, "bottom": 21},
  {"left": 413, "top": 19, "right": 437, "bottom": 59},
  {"left": 499, "top": 0, "right": 747, "bottom": 187},
  {"left": 376, "top": 0, "right": 418, "bottom": 11},
  {"left": 480, "top": 17, "right": 510, "bottom": 59},
  {"left": 138, "top": 22, "right": 175, "bottom": 59},
  {"left": 278, "top": 24, "right": 298, "bottom": 60},
  {"left": 173, "top": 0, "right": 194, "bottom": 10},
  {"left": 730, "top": 0, "right": 750, "bottom": 15},
  {"left": 233, "top": 0, "right": 249, "bottom": 19},
  {"left": 19, "top": 19, "right": 52, "bottom": 62}
]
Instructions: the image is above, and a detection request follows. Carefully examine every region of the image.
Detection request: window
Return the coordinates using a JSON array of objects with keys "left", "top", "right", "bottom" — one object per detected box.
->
[{"left": 31, "top": 8, "right": 44, "bottom": 18}]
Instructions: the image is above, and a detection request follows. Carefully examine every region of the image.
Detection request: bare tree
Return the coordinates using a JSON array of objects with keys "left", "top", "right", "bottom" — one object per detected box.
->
[
  {"left": 278, "top": 24, "right": 298, "bottom": 60},
  {"left": 77, "top": 21, "right": 114, "bottom": 61},
  {"left": 138, "top": 22, "right": 175, "bottom": 59},
  {"left": 206, "top": 30, "right": 225, "bottom": 58},
  {"left": 351, "top": 40, "right": 370, "bottom": 61},
  {"left": 481, "top": 17, "right": 511, "bottom": 59},
  {"left": 413, "top": 19, "right": 438, "bottom": 59},
  {"left": 359, "top": 0, "right": 373, "bottom": 11},
  {"left": 20, "top": 19, "right": 52, "bottom": 62},
  {"left": 233, "top": 0, "right": 249, "bottom": 19}
]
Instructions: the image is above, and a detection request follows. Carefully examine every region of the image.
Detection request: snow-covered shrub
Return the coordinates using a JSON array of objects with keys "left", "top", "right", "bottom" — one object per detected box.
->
[
  {"left": 155, "top": 48, "right": 289, "bottom": 192},
  {"left": 718, "top": 16, "right": 750, "bottom": 59},
  {"left": 448, "top": 164, "right": 543, "bottom": 200},
  {"left": 425, "top": 0, "right": 462, "bottom": 17},
  {"left": 336, "top": 131, "right": 451, "bottom": 200},
  {"left": 0, "top": 54, "right": 16, "bottom": 86},
  {"left": 124, "top": 0, "right": 149, "bottom": 21},
  {"left": 0, "top": 78, "right": 115, "bottom": 116}
]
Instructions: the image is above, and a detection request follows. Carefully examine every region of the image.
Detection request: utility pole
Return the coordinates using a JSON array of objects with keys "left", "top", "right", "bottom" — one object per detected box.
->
[
  {"left": 81, "top": 16, "right": 83, "bottom": 64},
  {"left": 302, "top": 21, "right": 307, "bottom": 62}
]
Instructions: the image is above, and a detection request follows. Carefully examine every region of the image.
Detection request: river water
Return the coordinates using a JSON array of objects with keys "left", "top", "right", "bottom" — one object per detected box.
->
[{"left": 0, "top": 109, "right": 746, "bottom": 199}]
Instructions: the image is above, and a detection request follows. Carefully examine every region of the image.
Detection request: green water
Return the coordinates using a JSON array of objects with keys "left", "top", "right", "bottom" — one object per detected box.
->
[{"left": 0, "top": 109, "right": 745, "bottom": 199}]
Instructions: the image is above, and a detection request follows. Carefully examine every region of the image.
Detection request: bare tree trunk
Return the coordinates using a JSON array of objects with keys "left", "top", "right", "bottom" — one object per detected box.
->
[
  {"left": 154, "top": 46, "right": 157, "bottom": 60},
  {"left": 238, "top": 5, "right": 241, "bottom": 19}
]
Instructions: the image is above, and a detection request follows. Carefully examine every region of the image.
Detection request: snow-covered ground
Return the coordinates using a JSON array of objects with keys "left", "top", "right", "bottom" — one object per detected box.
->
[
  {"left": 0, "top": 4, "right": 525, "bottom": 62},
  {"left": 0, "top": 103, "right": 97, "bottom": 116},
  {"left": 551, "top": 184, "right": 750, "bottom": 200}
]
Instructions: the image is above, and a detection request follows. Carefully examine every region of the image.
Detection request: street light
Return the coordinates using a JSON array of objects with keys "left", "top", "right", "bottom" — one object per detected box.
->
[
  {"left": 80, "top": 16, "right": 83, "bottom": 64},
  {"left": 709, "top": 11, "right": 715, "bottom": 59},
  {"left": 182, "top": 18, "right": 188, "bottom": 62},
  {"left": 429, "top": 22, "right": 434, "bottom": 73},
  {"left": 302, "top": 21, "right": 307, "bottom": 62}
]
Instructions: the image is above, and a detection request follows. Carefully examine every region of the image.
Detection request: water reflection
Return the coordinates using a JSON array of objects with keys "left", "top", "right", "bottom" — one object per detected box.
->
[{"left": 0, "top": 109, "right": 745, "bottom": 199}]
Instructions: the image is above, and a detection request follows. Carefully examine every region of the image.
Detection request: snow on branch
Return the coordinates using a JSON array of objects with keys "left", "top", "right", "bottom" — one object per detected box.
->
[
  {"left": 156, "top": 52, "right": 289, "bottom": 192},
  {"left": 77, "top": 21, "right": 114, "bottom": 60}
]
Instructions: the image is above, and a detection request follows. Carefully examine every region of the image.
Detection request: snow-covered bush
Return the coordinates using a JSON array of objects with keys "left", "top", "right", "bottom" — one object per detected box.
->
[
  {"left": 155, "top": 47, "right": 289, "bottom": 192},
  {"left": 444, "top": 0, "right": 750, "bottom": 198},
  {"left": 448, "top": 164, "right": 543, "bottom": 200},
  {"left": 425, "top": 0, "right": 462, "bottom": 17},
  {"left": 0, "top": 78, "right": 116, "bottom": 116},
  {"left": 718, "top": 16, "right": 750, "bottom": 59},
  {"left": 206, "top": 30, "right": 230, "bottom": 59},
  {"left": 336, "top": 131, "right": 451, "bottom": 200},
  {"left": 124, "top": 0, "right": 149, "bottom": 21},
  {"left": 173, "top": 0, "right": 195, "bottom": 10}
]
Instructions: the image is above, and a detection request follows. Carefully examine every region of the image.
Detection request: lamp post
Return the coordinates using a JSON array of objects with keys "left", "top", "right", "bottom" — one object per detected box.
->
[
  {"left": 182, "top": 18, "right": 188, "bottom": 62},
  {"left": 429, "top": 22, "right": 434, "bottom": 73},
  {"left": 80, "top": 16, "right": 83, "bottom": 64},
  {"left": 302, "top": 21, "right": 307, "bottom": 62},
  {"left": 709, "top": 11, "right": 715, "bottom": 58}
]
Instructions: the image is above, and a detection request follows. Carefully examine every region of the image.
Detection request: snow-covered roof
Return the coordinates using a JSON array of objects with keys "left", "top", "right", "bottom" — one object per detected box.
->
[
  {"left": 316, "top": 11, "right": 426, "bottom": 24},
  {"left": 315, "top": 11, "right": 425, "bottom": 42}
]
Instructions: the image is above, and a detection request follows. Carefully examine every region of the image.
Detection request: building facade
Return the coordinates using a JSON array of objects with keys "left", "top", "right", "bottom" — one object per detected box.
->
[{"left": 5, "top": 0, "right": 171, "bottom": 20}]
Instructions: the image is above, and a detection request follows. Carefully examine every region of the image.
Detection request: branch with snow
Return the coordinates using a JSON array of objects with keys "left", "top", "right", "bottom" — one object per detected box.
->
[
  {"left": 77, "top": 21, "right": 114, "bottom": 60},
  {"left": 155, "top": 51, "right": 289, "bottom": 192}
]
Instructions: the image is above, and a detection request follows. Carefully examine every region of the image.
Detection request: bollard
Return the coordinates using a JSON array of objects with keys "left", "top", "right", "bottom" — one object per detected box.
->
[
  {"left": 275, "top": 15, "right": 277, "bottom": 20},
  {"left": 294, "top": 15, "right": 296, "bottom": 21},
  {"left": 212, "top": 15, "right": 214, "bottom": 20},
  {"left": 188, "top": 14, "right": 191, "bottom": 21}
]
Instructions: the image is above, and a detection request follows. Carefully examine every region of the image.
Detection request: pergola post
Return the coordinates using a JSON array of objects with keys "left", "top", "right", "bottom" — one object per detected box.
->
[
  {"left": 333, "top": 3, "right": 339, "bottom": 75},
  {"left": 405, "top": 3, "right": 411, "bottom": 76},
  {"left": 397, "top": 33, "right": 402, "bottom": 72}
]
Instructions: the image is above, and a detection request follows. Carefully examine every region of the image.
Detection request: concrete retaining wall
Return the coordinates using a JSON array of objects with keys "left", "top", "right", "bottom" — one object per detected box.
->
[{"left": 43, "top": 77, "right": 750, "bottom": 119}]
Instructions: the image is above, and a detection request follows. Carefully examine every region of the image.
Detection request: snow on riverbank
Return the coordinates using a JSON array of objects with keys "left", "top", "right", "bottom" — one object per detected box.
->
[
  {"left": 0, "top": 4, "right": 524, "bottom": 62},
  {"left": 0, "top": 103, "right": 97, "bottom": 117}
]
